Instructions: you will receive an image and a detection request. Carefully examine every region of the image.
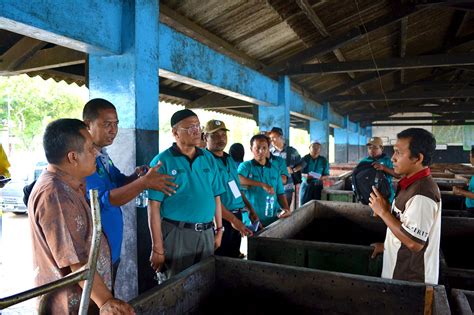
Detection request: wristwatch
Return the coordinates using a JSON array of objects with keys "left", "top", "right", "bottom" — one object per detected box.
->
[{"left": 214, "top": 226, "right": 225, "bottom": 233}]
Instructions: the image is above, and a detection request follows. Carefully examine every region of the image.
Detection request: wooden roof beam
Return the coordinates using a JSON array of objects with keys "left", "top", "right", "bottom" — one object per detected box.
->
[
  {"left": 9, "top": 46, "right": 85, "bottom": 75},
  {"left": 286, "top": 53, "right": 474, "bottom": 75},
  {"left": 186, "top": 92, "right": 253, "bottom": 109},
  {"left": 414, "top": 1, "right": 474, "bottom": 12},
  {"left": 319, "top": 71, "right": 396, "bottom": 99},
  {"left": 363, "top": 113, "right": 474, "bottom": 122},
  {"left": 267, "top": 3, "right": 418, "bottom": 74},
  {"left": 0, "top": 37, "right": 47, "bottom": 74},
  {"left": 159, "top": 86, "right": 197, "bottom": 102},
  {"left": 369, "top": 121, "right": 474, "bottom": 127},
  {"left": 349, "top": 102, "right": 474, "bottom": 117},
  {"left": 295, "top": 0, "right": 355, "bottom": 80},
  {"left": 330, "top": 89, "right": 474, "bottom": 102},
  {"left": 399, "top": 17, "right": 408, "bottom": 84}
]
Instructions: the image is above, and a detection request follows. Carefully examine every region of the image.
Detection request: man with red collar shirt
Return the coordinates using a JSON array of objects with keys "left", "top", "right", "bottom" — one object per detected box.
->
[{"left": 369, "top": 128, "right": 441, "bottom": 284}]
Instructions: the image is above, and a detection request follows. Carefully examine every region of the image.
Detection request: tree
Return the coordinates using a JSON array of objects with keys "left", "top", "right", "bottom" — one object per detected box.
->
[{"left": 0, "top": 75, "right": 86, "bottom": 150}]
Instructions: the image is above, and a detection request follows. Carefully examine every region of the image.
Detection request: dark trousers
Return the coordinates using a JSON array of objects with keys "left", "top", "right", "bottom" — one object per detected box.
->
[
  {"left": 215, "top": 212, "right": 242, "bottom": 258},
  {"left": 285, "top": 190, "right": 293, "bottom": 208},
  {"left": 300, "top": 181, "right": 323, "bottom": 205}
]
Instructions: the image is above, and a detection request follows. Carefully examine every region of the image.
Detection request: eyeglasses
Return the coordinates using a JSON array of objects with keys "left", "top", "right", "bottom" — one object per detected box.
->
[{"left": 178, "top": 124, "right": 202, "bottom": 135}]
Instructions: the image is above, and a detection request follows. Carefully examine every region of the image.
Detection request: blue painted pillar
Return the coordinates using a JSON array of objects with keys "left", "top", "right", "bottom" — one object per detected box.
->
[
  {"left": 334, "top": 116, "right": 349, "bottom": 163},
  {"left": 366, "top": 126, "right": 373, "bottom": 138},
  {"left": 359, "top": 128, "right": 368, "bottom": 160},
  {"left": 309, "top": 103, "right": 330, "bottom": 158},
  {"left": 88, "top": 1, "right": 159, "bottom": 297},
  {"left": 348, "top": 124, "right": 360, "bottom": 163},
  {"left": 258, "top": 75, "right": 290, "bottom": 139}
]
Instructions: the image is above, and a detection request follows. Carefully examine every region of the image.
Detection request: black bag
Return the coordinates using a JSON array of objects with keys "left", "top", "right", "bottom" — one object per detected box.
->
[{"left": 352, "top": 162, "right": 391, "bottom": 205}]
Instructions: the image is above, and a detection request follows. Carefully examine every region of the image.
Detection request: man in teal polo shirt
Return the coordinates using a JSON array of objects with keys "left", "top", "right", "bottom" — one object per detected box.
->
[
  {"left": 358, "top": 137, "right": 399, "bottom": 203},
  {"left": 238, "top": 134, "right": 291, "bottom": 227},
  {"left": 204, "top": 119, "right": 257, "bottom": 258},
  {"left": 294, "top": 141, "right": 330, "bottom": 205},
  {"left": 147, "top": 109, "right": 225, "bottom": 278}
]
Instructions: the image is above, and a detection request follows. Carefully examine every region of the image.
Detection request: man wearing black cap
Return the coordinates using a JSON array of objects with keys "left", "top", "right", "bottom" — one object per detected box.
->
[
  {"left": 204, "top": 119, "right": 258, "bottom": 258},
  {"left": 268, "top": 127, "right": 302, "bottom": 209},
  {"left": 147, "top": 109, "right": 225, "bottom": 277}
]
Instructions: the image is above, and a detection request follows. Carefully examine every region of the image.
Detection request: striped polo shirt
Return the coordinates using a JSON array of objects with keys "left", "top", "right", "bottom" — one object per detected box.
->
[{"left": 382, "top": 170, "right": 442, "bottom": 284}]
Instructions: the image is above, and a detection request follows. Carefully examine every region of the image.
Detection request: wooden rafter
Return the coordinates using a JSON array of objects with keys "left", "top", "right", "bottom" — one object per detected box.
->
[
  {"left": 266, "top": 3, "right": 418, "bottom": 74},
  {"left": 349, "top": 102, "right": 474, "bottom": 118},
  {"left": 399, "top": 17, "right": 408, "bottom": 84},
  {"left": 369, "top": 121, "right": 474, "bottom": 127},
  {"left": 186, "top": 92, "right": 252, "bottom": 109},
  {"left": 330, "top": 89, "right": 474, "bottom": 102},
  {"left": 9, "top": 46, "right": 85, "bottom": 75},
  {"left": 0, "top": 37, "right": 47, "bottom": 73},
  {"left": 295, "top": 0, "right": 355, "bottom": 80},
  {"left": 285, "top": 53, "right": 474, "bottom": 75},
  {"left": 319, "top": 71, "right": 397, "bottom": 100}
]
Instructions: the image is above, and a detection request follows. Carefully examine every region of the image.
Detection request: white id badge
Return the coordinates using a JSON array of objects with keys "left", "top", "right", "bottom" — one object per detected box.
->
[
  {"left": 309, "top": 171, "right": 321, "bottom": 179},
  {"left": 228, "top": 180, "right": 241, "bottom": 199}
]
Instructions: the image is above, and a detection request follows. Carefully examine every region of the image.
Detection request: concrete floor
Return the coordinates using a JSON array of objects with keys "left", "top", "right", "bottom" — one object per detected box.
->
[{"left": 0, "top": 212, "right": 35, "bottom": 314}]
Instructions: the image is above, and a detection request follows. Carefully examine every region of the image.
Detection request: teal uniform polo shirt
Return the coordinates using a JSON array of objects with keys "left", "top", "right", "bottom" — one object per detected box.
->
[
  {"left": 148, "top": 143, "right": 225, "bottom": 223},
  {"left": 359, "top": 153, "right": 395, "bottom": 202},
  {"left": 466, "top": 176, "right": 474, "bottom": 209},
  {"left": 300, "top": 155, "right": 330, "bottom": 184},
  {"left": 238, "top": 159, "right": 285, "bottom": 226},
  {"left": 208, "top": 151, "right": 245, "bottom": 211}
]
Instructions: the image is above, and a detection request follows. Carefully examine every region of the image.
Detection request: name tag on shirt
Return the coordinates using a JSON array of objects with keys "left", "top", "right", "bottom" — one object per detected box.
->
[
  {"left": 228, "top": 180, "right": 241, "bottom": 199},
  {"left": 309, "top": 171, "right": 321, "bottom": 179}
]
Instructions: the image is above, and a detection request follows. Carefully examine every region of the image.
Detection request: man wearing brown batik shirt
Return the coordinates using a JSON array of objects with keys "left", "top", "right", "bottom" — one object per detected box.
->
[
  {"left": 369, "top": 128, "right": 441, "bottom": 284},
  {"left": 28, "top": 119, "right": 134, "bottom": 314}
]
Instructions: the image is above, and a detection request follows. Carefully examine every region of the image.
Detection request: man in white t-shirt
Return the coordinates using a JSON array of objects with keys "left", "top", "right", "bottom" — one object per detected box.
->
[{"left": 369, "top": 128, "right": 441, "bottom": 284}]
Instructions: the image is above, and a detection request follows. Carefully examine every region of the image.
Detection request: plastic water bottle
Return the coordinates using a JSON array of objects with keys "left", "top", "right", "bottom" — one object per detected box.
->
[
  {"left": 135, "top": 190, "right": 148, "bottom": 208},
  {"left": 265, "top": 195, "right": 275, "bottom": 217},
  {"left": 154, "top": 271, "right": 167, "bottom": 285}
]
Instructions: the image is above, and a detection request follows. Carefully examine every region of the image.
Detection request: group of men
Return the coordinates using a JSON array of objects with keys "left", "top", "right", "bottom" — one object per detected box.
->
[{"left": 24, "top": 97, "right": 474, "bottom": 313}]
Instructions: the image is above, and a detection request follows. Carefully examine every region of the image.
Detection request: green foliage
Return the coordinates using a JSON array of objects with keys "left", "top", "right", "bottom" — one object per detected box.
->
[
  {"left": 432, "top": 125, "right": 464, "bottom": 145},
  {"left": 0, "top": 75, "right": 86, "bottom": 150}
]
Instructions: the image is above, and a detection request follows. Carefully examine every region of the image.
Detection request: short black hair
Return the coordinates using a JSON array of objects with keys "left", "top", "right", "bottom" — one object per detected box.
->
[
  {"left": 269, "top": 127, "right": 283, "bottom": 136},
  {"left": 250, "top": 134, "right": 270, "bottom": 147},
  {"left": 397, "top": 128, "right": 436, "bottom": 166},
  {"left": 43, "top": 119, "right": 87, "bottom": 165},
  {"left": 229, "top": 143, "right": 245, "bottom": 163},
  {"left": 82, "top": 98, "right": 116, "bottom": 121},
  {"left": 471, "top": 146, "right": 474, "bottom": 156}
]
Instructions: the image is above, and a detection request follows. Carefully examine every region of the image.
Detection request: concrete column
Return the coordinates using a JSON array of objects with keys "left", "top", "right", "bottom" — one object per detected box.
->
[
  {"left": 88, "top": 0, "right": 159, "bottom": 297},
  {"left": 258, "top": 75, "right": 290, "bottom": 138},
  {"left": 334, "top": 127, "right": 348, "bottom": 163},
  {"left": 348, "top": 129, "right": 360, "bottom": 163},
  {"left": 359, "top": 130, "right": 367, "bottom": 160},
  {"left": 310, "top": 121, "right": 330, "bottom": 159},
  {"left": 309, "top": 103, "right": 330, "bottom": 158}
]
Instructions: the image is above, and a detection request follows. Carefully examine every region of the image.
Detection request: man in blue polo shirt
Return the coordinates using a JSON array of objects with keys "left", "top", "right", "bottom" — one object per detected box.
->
[
  {"left": 148, "top": 109, "right": 225, "bottom": 277},
  {"left": 238, "top": 134, "right": 291, "bottom": 227},
  {"left": 84, "top": 98, "right": 176, "bottom": 285},
  {"left": 204, "top": 119, "right": 257, "bottom": 258}
]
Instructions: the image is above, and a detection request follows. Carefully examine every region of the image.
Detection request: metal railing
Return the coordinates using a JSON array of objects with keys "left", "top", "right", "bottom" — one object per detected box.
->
[{"left": 0, "top": 189, "right": 102, "bottom": 315}]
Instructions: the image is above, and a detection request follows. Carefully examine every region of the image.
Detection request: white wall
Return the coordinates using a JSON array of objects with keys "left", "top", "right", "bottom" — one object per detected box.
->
[{"left": 371, "top": 113, "right": 433, "bottom": 145}]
